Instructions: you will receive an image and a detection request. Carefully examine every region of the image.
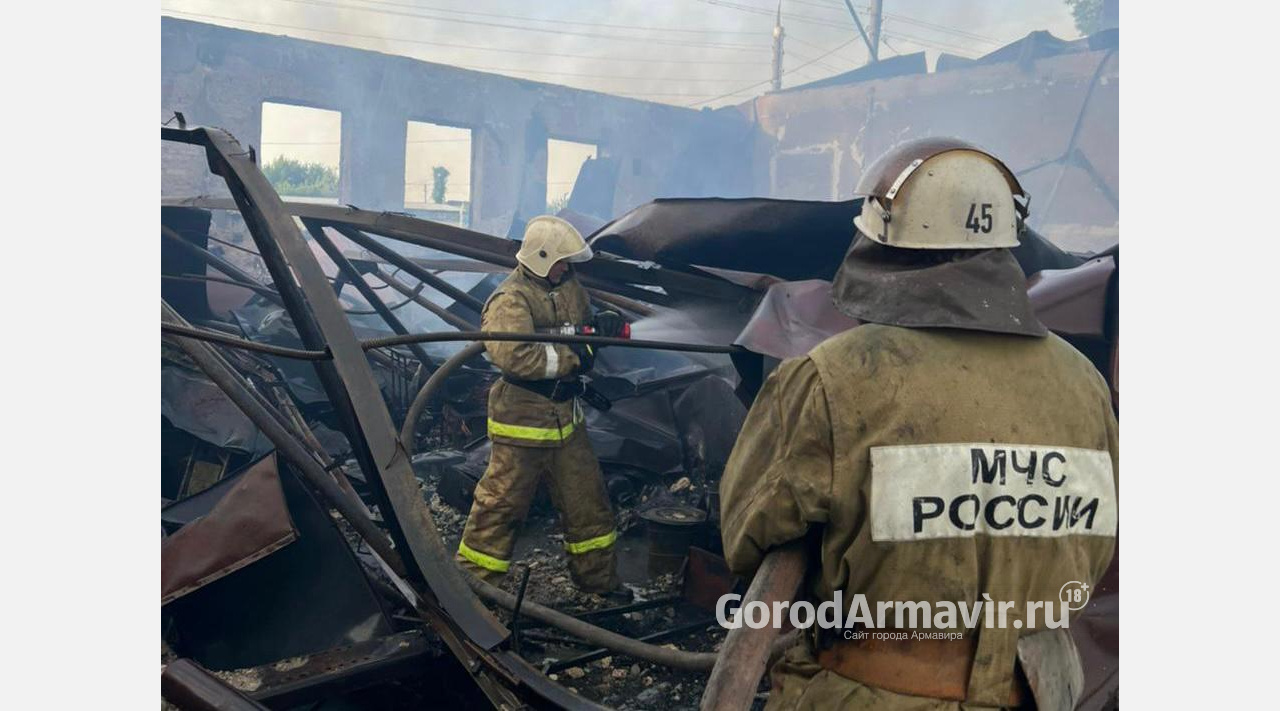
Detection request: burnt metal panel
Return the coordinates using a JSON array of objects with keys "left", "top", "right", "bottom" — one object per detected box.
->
[
  {"left": 161, "top": 454, "right": 297, "bottom": 604},
  {"left": 161, "top": 196, "right": 752, "bottom": 304},
  {"left": 245, "top": 631, "right": 448, "bottom": 708},
  {"left": 164, "top": 458, "right": 394, "bottom": 670},
  {"left": 161, "top": 364, "right": 269, "bottom": 454},
  {"left": 161, "top": 206, "right": 217, "bottom": 322},
  {"left": 585, "top": 389, "right": 685, "bottom": 476},
  {"left": 1025, "top": 256, "right": 1116, "bottom": 338},
  {"left": 733, "top": 279, "right": 859, "bottom": 361},
  {"left": 1011, "top": 226, "right": 1086, "bottom": 275},
  {"left": 161, "top": 659, "right": 270, "bottom": 711},
  {"left": 163, "top": 126, "right": 509, "bottom": 649},
  {"left": 671, "top": 375, "right": 748, "bottom": 477},
  {"left": 589, "top": 197, "right": 861, "bottom": 282},
  {"left": 164, "top": 126, "right": 614, "bottom": 709},
  {"left": 733, "top": 253, "right": 1115, "bottom": 360}
]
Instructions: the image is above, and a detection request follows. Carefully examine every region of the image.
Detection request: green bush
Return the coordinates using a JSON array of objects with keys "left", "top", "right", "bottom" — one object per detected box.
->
[
  {"left": 431, "top": 166, "right": 450, "bottom": 204},
  {"left": 1065, "top": 0, "right": 1105, "bottom": 35},
  {"left": 262, "top": 156, "right": 339, "bottom": 197}
]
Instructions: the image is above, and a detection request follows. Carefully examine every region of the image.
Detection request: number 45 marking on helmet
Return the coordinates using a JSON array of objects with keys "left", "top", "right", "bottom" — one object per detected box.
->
[{"left": 965, "top": 203, "right": 994, "bottom": 234}]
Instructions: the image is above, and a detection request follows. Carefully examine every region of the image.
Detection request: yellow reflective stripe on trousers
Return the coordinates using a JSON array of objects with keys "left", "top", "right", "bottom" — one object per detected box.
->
[
  {"left": 487, "top": 417, "right": 577, "bottom": 442},
  {"left": 457, "top": 541, "right": 510, "bottom": 572},
  {"left": 565, "top": 530, "right": 618, "bottom": 555}
]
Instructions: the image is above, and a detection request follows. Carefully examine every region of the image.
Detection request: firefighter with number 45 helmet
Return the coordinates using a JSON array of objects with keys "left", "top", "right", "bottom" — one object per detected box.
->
[
  {"left": 720, "top": 138, "right": 1118, "bottom": 710},
  {"left": 455, "top": 215, "right": 628, "bottom": 596}
]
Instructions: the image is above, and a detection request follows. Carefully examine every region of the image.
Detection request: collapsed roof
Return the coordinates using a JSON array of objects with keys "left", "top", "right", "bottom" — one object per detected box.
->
[{"left": 160, "top": 123, "right": 1117, "bottom": 710}]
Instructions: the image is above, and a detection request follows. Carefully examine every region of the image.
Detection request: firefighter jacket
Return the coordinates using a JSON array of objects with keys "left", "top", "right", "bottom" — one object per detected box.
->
[
  {"left": 482, "top": 266, "right": 591, "bottom": 448},
  {"left": 720, "top": 324, "right": 1118, "bottom": 707}
]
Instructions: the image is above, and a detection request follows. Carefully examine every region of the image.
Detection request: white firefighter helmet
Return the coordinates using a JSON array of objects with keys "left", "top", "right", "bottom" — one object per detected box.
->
[
  {"left": 852, "top": 137, "right": 1029, "bottom": 249},
  {"left": 516, "top": 215, "right": 594, "bottom": 277}
]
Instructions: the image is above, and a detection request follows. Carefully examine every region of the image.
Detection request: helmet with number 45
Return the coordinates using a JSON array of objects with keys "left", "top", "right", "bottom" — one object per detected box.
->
[{"left": 853, "top": 137, "right": 1029, "bottom": 250}]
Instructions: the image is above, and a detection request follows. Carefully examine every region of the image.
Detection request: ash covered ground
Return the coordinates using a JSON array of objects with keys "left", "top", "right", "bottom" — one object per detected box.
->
[{"left": 423, "top": 468, "right": 742, "bottom": 710}]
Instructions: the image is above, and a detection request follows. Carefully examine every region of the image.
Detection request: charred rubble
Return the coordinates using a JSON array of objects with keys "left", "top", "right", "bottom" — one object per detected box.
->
[{"left": 160, "top": 124, "right": 1117, "bottom": 710}]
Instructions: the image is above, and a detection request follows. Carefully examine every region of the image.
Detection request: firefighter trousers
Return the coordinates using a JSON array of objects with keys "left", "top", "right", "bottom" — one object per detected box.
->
[{"left": 455, "top": 429, "right": 620, "bottom": 593}]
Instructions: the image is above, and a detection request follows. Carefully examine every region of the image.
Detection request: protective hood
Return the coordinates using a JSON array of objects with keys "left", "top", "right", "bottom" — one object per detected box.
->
[{"left": 830, "top": 234, "right": 1047, "bottom": 337}]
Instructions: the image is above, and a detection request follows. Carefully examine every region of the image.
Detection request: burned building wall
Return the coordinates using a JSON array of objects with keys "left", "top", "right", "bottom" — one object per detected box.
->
[
  {"left": 742, "top": 40, "right": 1119, "bottom": 254},
  {"left": 161, "top": 18, "right": 755, "bottom": 234},
  {"left": 162, "top": 19, "right": 1117, "bottom": 253}
]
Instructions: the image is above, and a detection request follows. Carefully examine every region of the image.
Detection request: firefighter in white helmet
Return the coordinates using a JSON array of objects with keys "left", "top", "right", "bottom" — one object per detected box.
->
[
  {"left": 455, "top": 215, "right": 627, "bottom": 595},
  {"left": 720, "top": 138, "right": 1118, "bottom": 710}
]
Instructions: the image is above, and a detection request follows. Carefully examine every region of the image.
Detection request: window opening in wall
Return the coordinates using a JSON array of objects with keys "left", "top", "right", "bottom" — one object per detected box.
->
[
  {"left": 259, "top": 102, "right": 342, "bottom": 205},
  {"left": 546, "top": 138, "right": 598, "bottom": 214},
  {"left": 404, "top": 121, "right": 472, "bottom": 227}
]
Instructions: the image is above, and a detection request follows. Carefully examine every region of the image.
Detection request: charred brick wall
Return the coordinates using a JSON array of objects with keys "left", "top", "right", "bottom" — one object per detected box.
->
[
  {"left": 162, "top": 19, "right": 1118, "bottom": 252},
  {"left": 161, "top": 18, "right": 755, "bottom": 236},
  {"left": 741, "top": 45, "right": 1119, "bottom": 253}
]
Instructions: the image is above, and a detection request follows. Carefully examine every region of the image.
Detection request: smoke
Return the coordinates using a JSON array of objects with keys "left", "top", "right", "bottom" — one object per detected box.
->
[
  {"left": 161, "top": 0, "right": 1079, "bottom": 108},
  {"left": 628, "top": 304, "right": 747, "bottom": 353}
]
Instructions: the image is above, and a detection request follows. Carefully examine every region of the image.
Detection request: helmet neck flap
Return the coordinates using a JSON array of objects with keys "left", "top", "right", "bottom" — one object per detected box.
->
[{"left": 830, "top": 233, "right": 1047, "bottom": 337}]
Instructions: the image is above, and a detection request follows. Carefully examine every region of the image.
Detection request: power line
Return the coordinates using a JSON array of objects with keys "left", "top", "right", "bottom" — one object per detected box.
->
[
  {"left": 159, "top": 9, "right": 772, "bottom": 65},
  {"left": 705, "top": 0, "right": 1006, "bottom": 45},
  {"left": 787, "top": 34, "right": 858, "bottom": 71},
  {"left": 410, "top": 64, "right": 774, "bottom": 82},
  {"left": 780, "top": 0, "right": 860, "bottom": 11},
  {"left": 879, "top": 33, "right": 902, "bottom": 58},
  {"left": 785, "top": 49, "right": 842, "bottom": 73},
  {"left": 267, "top": 0, "right": 770, "bottom": 50},
  {"left": 341, "top": 0, "right": 772, "bottom": 35},
  {"left": 820, "top": 0, "right": 1005, "bottom": 45},
  {"left": 880, "top": 27, "right": 979, "bottom": 58},
  {"left": 859, "top": 4, "right": 1004, "bottom": 45},
  {"left": 687, "top": 35, "right": 860, "bottom": 107},
  {"left": 693, "top": 0, "right": 841, "bottom": 25},
  {"left": 690, "top": 0, "right": 987, "bottom": 56}
]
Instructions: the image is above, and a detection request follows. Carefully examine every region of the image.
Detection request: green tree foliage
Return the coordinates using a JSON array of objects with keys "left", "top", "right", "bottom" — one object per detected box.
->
[
  {"left": 262, "top": 156, "right": 339, "bottom": 197},
  {"left": 1066, "top": 0, "right": 1105, "bottom": 36},
  {"left": 431, "top": 166, "right": 451, "bottom": 204}
]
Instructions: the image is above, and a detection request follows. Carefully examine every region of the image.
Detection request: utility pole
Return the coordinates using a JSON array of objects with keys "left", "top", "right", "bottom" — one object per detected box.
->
[
  {"left": 770, "top": 1, "right": 785, "bottom": 91},
  {"left": 842, "top": 0, "right": 878, "bottom": 65},
  {"left": 867, "top": 0, "right": 883, "bottom": 63}
]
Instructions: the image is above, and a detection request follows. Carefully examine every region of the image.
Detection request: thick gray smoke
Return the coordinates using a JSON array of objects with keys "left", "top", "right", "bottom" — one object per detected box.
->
[
  {"left": 161, "top": 0, "right": 1078, "bottom": 107},
  {"left": 627, "top": 304, "right": 749, "bottom": 371}
]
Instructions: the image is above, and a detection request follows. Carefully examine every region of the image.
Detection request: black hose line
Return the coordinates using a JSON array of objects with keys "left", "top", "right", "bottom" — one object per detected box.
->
[
  {"left": 160, "top": 323, "right": 743, "bottom": 360},
  {"left": 362, "top": 330, "right": 741, "bottom": 354},
  {"left": 161, "top": 323, "right": 326, "bottom": 359},
  {"left": 397, "top": 340, "right": 779, "bottom": 673},
  {"left": 400, "top": 341, "right": 485, "bottom": 446},
  {"left": 160, "top": 317, "right": 778, "bottom": 672}
]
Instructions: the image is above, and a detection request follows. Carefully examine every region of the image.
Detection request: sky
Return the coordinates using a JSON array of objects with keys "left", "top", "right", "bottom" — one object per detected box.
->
[{"left": 160, "top": 0, "right": 1080, "bottom": 109}]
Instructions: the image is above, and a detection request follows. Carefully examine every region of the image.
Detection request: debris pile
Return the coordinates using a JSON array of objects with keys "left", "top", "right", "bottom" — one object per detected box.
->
[{"left": 160, "top": 125, "right": 1117, "bottom": 709}]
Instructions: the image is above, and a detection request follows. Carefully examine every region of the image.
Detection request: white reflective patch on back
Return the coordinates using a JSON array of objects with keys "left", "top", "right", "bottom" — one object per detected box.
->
[
  {"left": 870, "top": 443, "right": 1116, "bottom": 542},
  {"left": 543, "top": 344, "right": 559, "bottom": 378}
]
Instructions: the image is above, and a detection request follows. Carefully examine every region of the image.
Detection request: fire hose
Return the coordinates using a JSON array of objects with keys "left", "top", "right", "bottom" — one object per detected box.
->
[
  {"left": 158, "top": 323, "right": 742, "bottom": 360},
  {"left": 163, "top": 319, "right": 798, "bottom": 673},
  {"left": 400, "top": 341, "right": 799, "bottom": 673}
]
